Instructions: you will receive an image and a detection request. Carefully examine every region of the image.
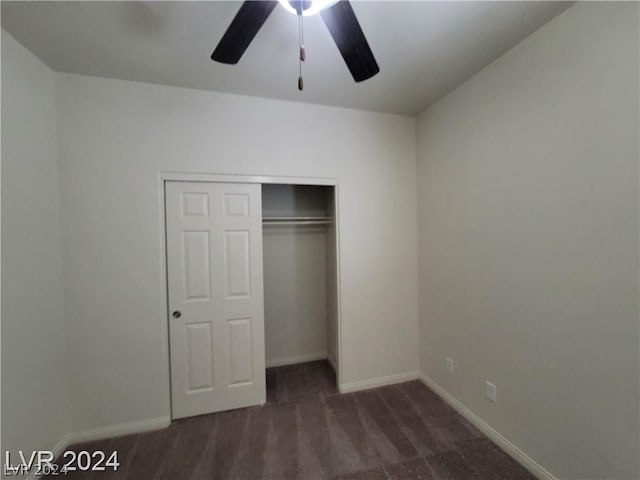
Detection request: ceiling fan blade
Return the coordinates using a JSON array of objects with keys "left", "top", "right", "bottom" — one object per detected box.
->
[
  {"left": 320, "top": 0, "right": 379, "bottom": 82},
  {"left": 211, "top": 1, "right": 278, "bottom": 64}
]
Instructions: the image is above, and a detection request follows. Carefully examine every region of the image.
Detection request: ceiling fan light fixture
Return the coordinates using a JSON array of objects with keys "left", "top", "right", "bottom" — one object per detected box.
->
[
  {"left": 278, "top": 0, "right": 339, "bottom": 17},
  {"left": 211, "top": 0, "right": 379, "bottom": 84}
]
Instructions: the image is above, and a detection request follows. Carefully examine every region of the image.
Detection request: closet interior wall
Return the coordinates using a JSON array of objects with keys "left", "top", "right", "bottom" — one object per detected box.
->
[{"left": 262, "top": 184, "right": 338, "bottom": 371}]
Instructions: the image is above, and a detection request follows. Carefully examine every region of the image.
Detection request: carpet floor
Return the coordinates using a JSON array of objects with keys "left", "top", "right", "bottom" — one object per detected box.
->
[{"left": 48, "top": 361, "right": 535, "bottom": 479}]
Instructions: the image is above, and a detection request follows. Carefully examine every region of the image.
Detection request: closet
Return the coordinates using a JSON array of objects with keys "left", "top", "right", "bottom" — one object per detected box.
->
[
  {"left": 262, "top": 184, "right": 339, "bottom": 377},
  {"left": 165, "top": 178, "right": 339, "bottom": 419}
]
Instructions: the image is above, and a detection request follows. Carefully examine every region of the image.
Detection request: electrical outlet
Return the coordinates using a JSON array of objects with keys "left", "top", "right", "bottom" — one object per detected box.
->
[
  {"left": 485, "top": 381, "right": 497, "bottom": 402},
  {"left": 445, "top": 357, "right": 454, "bottom": 374}
]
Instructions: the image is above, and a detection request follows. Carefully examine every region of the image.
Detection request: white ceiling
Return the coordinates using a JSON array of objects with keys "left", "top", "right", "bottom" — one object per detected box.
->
[{"left": 1, "top": 1, "right": 572, "bottom": 115}]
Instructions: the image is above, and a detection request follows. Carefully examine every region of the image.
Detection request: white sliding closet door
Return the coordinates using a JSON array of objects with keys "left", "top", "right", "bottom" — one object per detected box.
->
[{"left": 165, "top": 181, "right": 265, "bottom": 419}]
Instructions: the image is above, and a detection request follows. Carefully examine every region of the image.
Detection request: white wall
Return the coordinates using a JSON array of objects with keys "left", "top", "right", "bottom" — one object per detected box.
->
[
  {"left": 55, "top": 74, "right": 418, "bottom": 431},
  {"left": 1, "top": 31, "right": 70, "bottom": 462},
  {"left": 262, "top": 185, "right": 336, "bottom": 368},
  {"left": 416, "top": 3, "right": 639, "bottom": 480},
  {"left": 326, "top": 200, "right": 339, "bottom": 369},
  {"left": 263, "top": 227, "right": 328, "bottom": 367}
]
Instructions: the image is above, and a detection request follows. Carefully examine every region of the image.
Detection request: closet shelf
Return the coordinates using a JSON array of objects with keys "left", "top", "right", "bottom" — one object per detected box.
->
[{"left": 262, "top": 216, "right": 332, "bottom": 226}]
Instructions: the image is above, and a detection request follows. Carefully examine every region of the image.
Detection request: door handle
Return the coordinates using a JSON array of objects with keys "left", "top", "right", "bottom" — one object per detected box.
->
[{"left": 172, "top": 310, "right": 182, "bottom": 319}]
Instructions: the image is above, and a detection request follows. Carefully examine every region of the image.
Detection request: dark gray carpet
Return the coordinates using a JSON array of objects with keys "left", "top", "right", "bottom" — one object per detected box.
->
[{"left": 50, "top": 361, "right": 535, "bottom": 479}]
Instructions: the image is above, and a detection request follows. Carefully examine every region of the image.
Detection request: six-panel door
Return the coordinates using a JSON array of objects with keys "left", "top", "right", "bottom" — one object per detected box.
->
[{"left": 165, "top": 181, "right": 265, "bottom": 419}]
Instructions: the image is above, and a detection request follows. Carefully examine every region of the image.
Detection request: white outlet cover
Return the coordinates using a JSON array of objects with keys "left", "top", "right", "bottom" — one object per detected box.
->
[
  {"left": 446, "top": 357, "right": 454, "bottom": 374},
  {"left": 486, "top": 381, "right": 497, "bottom": 402}
]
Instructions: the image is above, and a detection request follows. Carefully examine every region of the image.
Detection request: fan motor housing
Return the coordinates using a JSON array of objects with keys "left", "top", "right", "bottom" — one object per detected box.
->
[{"left": 289, "top": 0, "right": 312, "bottom": 14}]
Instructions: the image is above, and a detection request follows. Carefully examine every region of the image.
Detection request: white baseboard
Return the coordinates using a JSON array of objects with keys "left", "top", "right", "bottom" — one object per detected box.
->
[
  {"left": 66, "top": 416, "right": 171, "bottom": 445},
  {"left": 25, "top": 416, "right": 170, "bottom": 479},
  {"left": 266, "top": 352, "right": 327, "bottom": 368},
  {"left": 419, "top": 373, "right": 557, "bottom": 480},
  {"left": 52, "top": 433, "right": 72, "bottom": 458},
  {"left": 24, "top": 434, "right": 72, "bottom": 480},
  {"left": 339, "top": 370, "right": 420, "bottom": 394}
]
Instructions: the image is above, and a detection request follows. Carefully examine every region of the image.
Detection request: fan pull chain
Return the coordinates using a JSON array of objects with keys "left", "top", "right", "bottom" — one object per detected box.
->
[{"left": 298, "top": 12, "right": 305, "bottom": 91}]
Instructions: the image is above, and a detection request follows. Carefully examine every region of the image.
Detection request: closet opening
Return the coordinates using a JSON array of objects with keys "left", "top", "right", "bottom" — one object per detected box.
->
[{"left": 262, "top": 184, "right": 339, "bottom": 400}]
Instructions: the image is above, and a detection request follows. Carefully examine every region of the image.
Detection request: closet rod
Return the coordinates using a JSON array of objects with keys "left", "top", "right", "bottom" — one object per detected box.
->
[
  {"left": 262, "top": 216, "right": 332, "bottom": 221},
  {"left": 262, "top": 220, "right": 332, "bottom": 226}
]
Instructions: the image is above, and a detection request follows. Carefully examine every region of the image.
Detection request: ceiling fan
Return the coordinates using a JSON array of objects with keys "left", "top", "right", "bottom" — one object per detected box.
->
[{"left": 211, "top": 0, "right": 379, "bottom": 89}]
